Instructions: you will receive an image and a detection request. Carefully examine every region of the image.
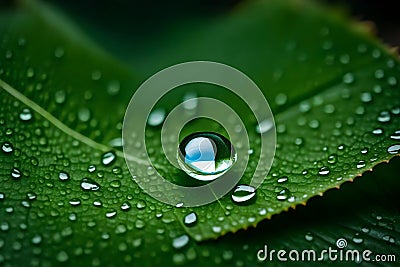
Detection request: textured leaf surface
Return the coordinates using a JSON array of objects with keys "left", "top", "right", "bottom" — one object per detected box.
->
[{"left": 0, "top": 0, "right": 399, "bottom": 266}]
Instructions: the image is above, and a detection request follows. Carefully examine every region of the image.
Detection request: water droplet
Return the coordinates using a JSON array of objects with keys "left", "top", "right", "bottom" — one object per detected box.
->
[
  {"left": 318, "top": 166, "right": 330, "bottom": 176},
  {"left": 305, "top": 232, "right": 313, "bottom": 241},
  {"left": 88, "top": 164, "right": 96, "bottom": 173},
  {"left": 54, "top": 90, "right": 67, "bottom": 104},
  {"left": 182, "top": 92, "right": 198, "bottom": 110},
  {"left": 172, "top": 235, "right": 190, "bottom": 250},
  {"left": 120, "top": 202, "right": 131, "bottom": 211},
  {"left": 19, "top": 108, "right": 33, "bottom": 121},
  {"left": 255, "top": 119, "right": 274, "bottom": 134},
  {"left": 106, "top": 210, "right": 117, "bottom": 218},
  {"left": 184, "top": 212, "right": 197, "bottom": 227},
  {"left": 275, "top": 93, "right": 287, "bottom": 106},
  {"left": 231, "top": 184, "right": 256, "bottom": 205},
  {"left": 135, "top": 219, "right": 145, "bottom": 229},
  {"left": 360, "top": 92, "right": 372, "bottom": 103},
  {"left": 343, "top": 73, "right": 354, "bottom": 84},
  {"left": 178, "top": 132, "right": 236, "bottom": 181},
  {"left": 11, "top": 168, "right": 22, "bottom": 179},
  {"left": 147, "top": 108, "right": 166, "bottom": 126},
  {"left": 1, "top": 142, "right": 13, "bottom": 154},
  {"left": 327, "top": 154, "right": 338, "bottom": 164},
  {"left": 69, "top": 198, "right": 81, "bottom": 206},
  {"left": 390, "top": 130, "right": 400, "bottom": 140},
  {"left": 387, "top": 144, "right": 400, "bottom": 154},
  {"left": 58, "top": 171, "right": 70, "bottom": 181},
  {"left": 136, "top": 200, "right": 146, "bottom": 209},
  {"left": 101, "top": 151, "right": 116, "bottom": 166},
  {"left": 356, "top": 160, "right": 366, "bottom": 169},
  {"left": 377, "top": 111, "right": 391, "bottom": 123},
  {"left": 276, "top": 188, "right": 291, "bottom": 201},
  {"left": 374, "top": 69, "right": 384, "bottom": 79},
  {"left": 352, "top": 233, "right": 363, "bottom": 244},
  {"left": 323, "top": 104, "right": 335, "bottom": 114},
  {"left": 54, "top": 47, "right": 65, "bottom": 58},
  {"left": 26, "top": 67, "right": 35, "bottom": 78},
  {"left": 360, "top": 147, "right": 368, "bottom": 154},
  {"left": 175, "top": 202, "right": 184, "bottom": 208},
  {"left": 372, "top": 128, "right": 383, "bottom": 135},
  {"left": 387, "top": 76, "right": 397, "bottom": 86},
  {"left": 107, "top": 80, "right": 120, "bottom": 96},
  {"left": 277, "top": 176, "right": 288, "bottom": 183},
  {"left": 91, "top": 70, "right": 102, "bottom": 80},
  {"left": 56, "top": 251, "right": 69, "bottom": 262},
  {"left": 31, "top": 234, "right": 42, "bottom": 245},
  {"left": 361, "top": 226, "right": 370, "bottom": 233},
  {"left": 212, "top": 226, "right": 222, "bottom": 233},
  {"left": 93, "top": 200, "right": 103, "bottom": 207},
  {"left": 68, "top": 212, "right": 77, "bottom": 221},
  {"left": 77, "top": 108, "right": 91, "bottom": 122},
  {"left": 80, "top": 178, "right": 100, "bottom": 191},
  {"left": 0, "top": 192, "right": 5, "bottom": 200}
]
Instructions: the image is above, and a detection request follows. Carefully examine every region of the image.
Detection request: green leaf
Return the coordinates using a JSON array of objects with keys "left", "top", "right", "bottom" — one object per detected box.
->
[{"left": 0, "top": 0, "right": 399, "bottom": 266}]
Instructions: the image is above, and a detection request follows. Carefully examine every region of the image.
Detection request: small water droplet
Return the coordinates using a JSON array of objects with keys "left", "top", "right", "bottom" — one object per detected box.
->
[
  {"left": 231, "top": 184, "right": 256, "bottom": 205},
  {"left": 107, "top": 80, "right": 120, "bottom": 96},
  {"left": 387, "top": 76, "right": 397, "bottom": 86},
  {"left": 91, "top": 70, "right": 102, "bottom": 80},
  {"left": 361, "top": 226, "right": 370, "bottom": 233},
  {"left": 56, "top": 251, "right": 69, "bottom": 262},
  {"left": 356, "top": 160, "right": 366, "bottom": 169},
  {"left": 26, "top": 67, "right": 35, "bottom": 78},
  {"left": 390, "top": 130, "right": 400, "bottom": 140},
  {"left": 343, "top": 73, "right": 354, "bottom": 84},
  {"left": 374, "top": 69, "right": 384, "bottom": 79},
  {"left": 54, "top": 47, "right": 65, "bottom": 58},
  {"left": 80, "top": 178, "right": 100, "bottom": 191},
  {"left": 68, "top": 212, "right": 77, "bottom": 221},
  {"left": 69, "top": 198, "right": 81, "bottom": 206},
  {"left": 19, "top": 108, "right": 33, "bottom": 121},
  {"left": 182, "top": 92, "right": 198, "bottom": 110},
  {"left": 54, "top": 90, "right": 66, "bottom": 104},
  {"left": 372, "top": 128, "right": 383, "bottom": 135},
  {"left": 387, "top": 144, "right": 400, "bottom": 154},
  {"left": 120, "top": 202, "right": 131, "bottom": 211},
  {"left": 178, "top": 132, "right": 236, "bottom": 181},
  {"left": 184, "top": 212, "right": 197, "bottom": 227},
  {"left": 77, "top": 108, "right": 91, "bottom": 122},
  {"left": 276, "top": 187, "right": 291, "bottom": 201},
  {"left": 31, "top": 234, "right": 42, "bottom": 245},
  {"left": 106, "top": 210, "right": 117, "bottom": 218},
  {"left": 256, "top": 119, "right": 274, "bottom": 134},
  {"left": 93, "top": 200, "right": 103, "bottom": 207},
  {"left": 212, "top": 226, "right": 222, "bottom": 233},
  {"left": 172, "top": 234, "right": 190, "bottom": 250},
  {"left": 277, "top": 176, "right": 288, "bottom": 183},
  {"left": 0, "top": 192, "right": 5, "bottom": 200},
  {"left": 352, "top": 233, "right": 363, "bottom": 244},
  {"left": 58, "top": 171, "right": 70, "bottom": 181},
  {"left": 1, "top": 142, "right": 13, "bottom": 154},
  {"left": 275, "top": 93, "right": 287, "bottom": 106},
  {"left": 147, "top": 108, "right": 166, "bottom": 126},
  {"left": 101, "top": 151, "right": 116, "bottom": 166},
  {"left": 135, "top": 219, "right": 145, "bottom": 229},
  {"left": 327, "top": 154, "right": 338, "bottom": 164},
  {"left": 360, "top": 92, "right": 372, "bottom": 103},
  {"left": 377, "top": 111, "right": 391, "bottom": 123},
  {"left": 318, "top": 166, "right": 330, "bottom": 176},
  {"left": 136, "top": 200, "right": 146, "bottom": 209},
  {"left": 360, "top": 147, "right": 368, "bottom": 154},
  {"left": 305, "top": 232, "right": 314, "bottom": 241},
  {"left": 11, "top": 168, "right": 22, "bottom": 179}
]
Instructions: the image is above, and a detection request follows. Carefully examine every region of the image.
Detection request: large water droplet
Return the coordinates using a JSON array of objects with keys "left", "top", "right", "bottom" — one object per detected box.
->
[
  {"left": 58, "top": 171, "right": 70, "bottom": 181},
  {"left": 172, "top": 235, "right": 190, "bottom": 250},
  {"left": 147, "top": 108, "right": 166, "bottom": 126},
  {"left": 318, "top": 166, "right": 330, "bottom": 176},
  {"left": 276, "top": 187, "right": 291, "bottom": 201},
  {"left": 80, "top": 178, "right": 100, "bottom": 191},
  {"left": 387, "top": 144, "right": 400, "bottom": 154},
  {"left": 1, "top": 142, "right": 13, "bottom": 154},
  {"left": 184, "top": 212, "right": 197, "bottom": 227},
  {"left": 101, "top": 151, "right": 116, "bottom": 166},
  {"left": 19, "top": 108, "right": 33, "bottom": 121},
  {"left": 390, "top": 130, "right": 400, "bottom": 140},
  {"left": 177, "top": 132, "right": 236, "bottom": 181},
  {"left": 231, "top": 184, "right": 256, "bottom": 205}
]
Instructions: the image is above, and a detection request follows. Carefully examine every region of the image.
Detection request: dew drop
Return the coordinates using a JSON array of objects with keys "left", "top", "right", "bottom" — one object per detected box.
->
[
  {"left": 106, "top": 210, "right": 117, "bottom": 218},
  {"left": 77, "top": 108, "right": 91, "bottom": 122},
  {"left": 342, "top": 73, "right": 354, "bottom": 84},
  {"left": 305, "top": 232, "right": 314, "bottom": 241},
  {"left": 327, "top": 154, "right": 338, "bottom": 164},
  {"left": 1, "top": 142, "right": 13, "bottom": 154},
  {"left": 377, "top": 111, "right": 391, "bottom": 123},
  {"left": 356, "top": 160, "right": 366, "bottom": 169},
  {"left": 318, "top": 166, "right": 330, "bottom": 176},
  {"left": 88, "top": 165, "right": 96, "bottom": 173},
  {"left": 31, "top": 234, "right": 42, "bottom": 245},
  {"left": 387, "top": 144, "right": 400, "bottom": 154},
  {"left": 56, "top": 251, "right": 69, "bottom": 262},
  {"left": 390, "top": 130, "right": 400, "bottom": 140},
  {"left": 147, "top": 108, "right": 166, "bottom": 127},
  {"left": 352, "top": 233, "right": 364, "bottom": 244},
  {"left": 360, "top": 147, "right": 368, "bottom": 154},
  {"left": 255, "top": 119, "right": 275, "bottom": 135},
  {"left": 173, "top": 235, "right": 190, "bottom": 250},
  {"left": 107, "top": 80, "right": 120, "bottom": 96},
  {"left": 11, "top": 168, "right": 22, "bottom": 179},
  {"left": 372, "top": 128, "right": 383, "bottom": 135},
  {"left": 136, "top": 200, "right": 146, "bottom": 210},
  {"left": 182, "top": 92, "right": 198, "bottom": 111},
  {"left": 212, "top": 226, "right": 222, "bottom": 233},
  {"left": 54, "top": 90, "right": 66, "bottom": 104},
  {"left": 58, "top": 171, "right": 70, "bottom": 181},
  {"left": 361, "top": 226, "right": 370, "bottom": 233},
  {"left": 120, "top": 202, "right": 131, "bottom": 211},
  {"left": 231, "top": 184, "right": 256, "bottom": 205},
  {"left": 69, "top": 198, "right": 81, "bottom": 206},
  {"left": 184, "top": 212, "right": 197, "bottom": 227},
  {"left": 101, "top": 151, "right": 116, "bottom": 166},
  {"left": 275, "top": 93, "right": 287, "bottom": 106},
  {"left": 360, "top": 92, "right": 372, "bottom": 103},
  {"left": 135, "top": 219, "right": 145, "bottom": 229},
  {"left": 276, "top": 187, "right": 291, "bottom": 201},
  {"left": 93, "top": 200, "right": 103, "bottom": 207},
  {"left": 19, "top": 108, "right": 33, "bottom": 121},
  {"left": 54, "top": 47, "right": 65, "bottom": 58},
  {"left": 178, "top": 132, "right": 236, "bottom": 181},
  {"left": 80, "top": 178, "right": 100, "bottom": 191},
  {"left": 277, "top": 176, "right": 288, "bottom": 183}
]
